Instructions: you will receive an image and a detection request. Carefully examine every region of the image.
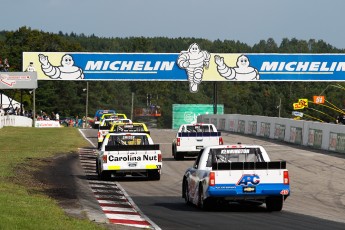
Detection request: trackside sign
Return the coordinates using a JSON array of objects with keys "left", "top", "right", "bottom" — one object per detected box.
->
[
  {"left": 22, "top": 44, "right": 345, "bottom": 92},
  {"left": 0, "top": 72, "right": 37, "bottom": 89}
]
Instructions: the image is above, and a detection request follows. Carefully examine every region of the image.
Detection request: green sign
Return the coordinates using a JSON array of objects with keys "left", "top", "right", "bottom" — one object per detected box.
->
[{"left": 172, "top": 104, "right": 224, "bottom": 129}]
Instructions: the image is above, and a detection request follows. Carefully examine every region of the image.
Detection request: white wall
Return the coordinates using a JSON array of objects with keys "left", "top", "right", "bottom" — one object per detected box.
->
[
  {"left": 0, "top": 115, "right": 32, "bottom": 127},
  {"left": 198, "top": 114, "right": 345, "bottom": 154}
]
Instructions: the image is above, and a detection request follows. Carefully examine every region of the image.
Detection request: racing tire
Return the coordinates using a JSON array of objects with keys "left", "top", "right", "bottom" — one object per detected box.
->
[
  {"left": 148, "top": 170, "right": 160, "bottom": 181},
  {"left": 183, "top": 179, "right": 191, "bottom": 205},
  {"left": 266, "top": 196, "right": 283, "bottom": 212}
]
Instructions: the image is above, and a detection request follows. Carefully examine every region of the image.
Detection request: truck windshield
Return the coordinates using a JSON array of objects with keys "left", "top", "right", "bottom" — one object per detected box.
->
[
  {"left": 114, "top": 124, "right": 146, "bottom": 132},
  {"left": 206, "top": 148, "right": 264, "bottom": 167},
  {"left": 107, "top": 135, "right": 149, "bottom": 146},
  {"left": 185, "top": 125, "right": 214, "bottom": 132}
]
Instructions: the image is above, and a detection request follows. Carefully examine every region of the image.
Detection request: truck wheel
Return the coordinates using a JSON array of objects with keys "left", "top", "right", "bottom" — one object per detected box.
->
[
  {"left": 171, "top": 145, "right": 176, "bottom": 158},
  {"left": 198, "top": 185, "right": 211, "bottom": 210},
  {"left": 266, "top": 196, "right": 283, "bottom": 211},
  {"left": 148, "top": 170, "right": 160, "bottom": 180},
  {"left": 96, "top": 161, "right": 108, "bottom": 181},
  {"left": 175, "top": 151, "right": 184, "bottom": 161},
  {"left": 96, "top": 159, "right": 99, "bottom": 175},
  {"left": 98, "top": 171, "right": 109, "bottom": 181}
]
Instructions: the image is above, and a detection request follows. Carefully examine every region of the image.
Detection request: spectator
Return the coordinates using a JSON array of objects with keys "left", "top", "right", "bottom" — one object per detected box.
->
[
  {"left": 55, "top": 112, "right": 60, "bottom": 122},
  {"left": 3, "top": 58, "right": 9, "bottom": 72},
  {"left": 15, "top": 107, "right": 20, "bottom": 115},
  {"left": 42, "top": 112, "right": 48, "bottom": 120},
  {"left": 0, "top": 105, "right": 4, "bottom": 116},
  {"left": 26, "top": 62, "right": 36, "bottom": 72},
  {"left": 69, "top": 118, "right": 74, "bottom": 127},
  {"left": 336, "top": 114, "right": 345, "bottom": 124},
  {"left": 74, "top": 116, "right": 79, "bottom": 127},
  {"left": 82, "top": 116, "right": 86, "bottom": 128},
  {"left": 51, "top": 112, "right": 56, "bottom": 121}
]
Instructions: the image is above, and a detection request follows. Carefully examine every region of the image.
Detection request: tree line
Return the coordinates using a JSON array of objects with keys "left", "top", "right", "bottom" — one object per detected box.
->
[{"left": 0, "top": 26, "right": 345, "bottom": 128}]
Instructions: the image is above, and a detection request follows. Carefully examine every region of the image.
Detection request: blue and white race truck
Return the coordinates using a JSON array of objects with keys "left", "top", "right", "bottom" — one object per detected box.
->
[{"left": 182, "top": 144, "right": 290, "bottom": 211}]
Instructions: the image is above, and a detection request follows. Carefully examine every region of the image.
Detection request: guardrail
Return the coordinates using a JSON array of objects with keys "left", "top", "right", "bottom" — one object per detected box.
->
[{"left": 197, "top": 114, "right": 345, "bottom": 154}]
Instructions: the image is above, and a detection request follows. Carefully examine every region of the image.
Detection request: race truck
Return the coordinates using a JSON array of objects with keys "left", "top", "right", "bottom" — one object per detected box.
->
[
  {"left": 98, "top": 122, "right": 148, "bottom": 149},
  {"left": 97, "top": 118, "right": 133, "bottom": 148},
  {"left": 93, "top": 109, "right": 116, "bottom": 128},
  {"left": 96, "top": 132, "right": 162, "bottom": 180},
  {"left": 99, "top": 113, "right": 128, "bottom": 124},
  {"left": 182, "top": 144, "right": 290, "bottom": 211},
  {"left": 172, "top": 123, "right": 223, "bottom": 160}
]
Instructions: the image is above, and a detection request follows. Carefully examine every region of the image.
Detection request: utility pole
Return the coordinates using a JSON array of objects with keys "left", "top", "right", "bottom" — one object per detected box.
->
[
  {"left": 278, "top": 98, "right": 281, "bottom": 118},
  {"left": 84, "top": 81, "right": 89, "bottom": 128},
  {"left": 213, "top": 82, "right": 218, "bottom": 114},
  {"left": 131, "top": 92, "right": 134, "bottom": 120}
]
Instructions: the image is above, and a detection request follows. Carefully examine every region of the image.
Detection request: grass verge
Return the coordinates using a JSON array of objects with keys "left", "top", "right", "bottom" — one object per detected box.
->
[{"left": 0, "top": 127, "right": 105, "bottom": 230}]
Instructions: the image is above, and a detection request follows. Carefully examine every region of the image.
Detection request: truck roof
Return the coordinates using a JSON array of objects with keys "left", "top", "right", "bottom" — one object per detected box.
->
[{"left": 203, "top": 144, "right": 265, "bottom": 150}]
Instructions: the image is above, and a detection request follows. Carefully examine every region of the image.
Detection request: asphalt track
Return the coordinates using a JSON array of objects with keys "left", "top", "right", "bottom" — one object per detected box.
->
[{"left": 80, "top": 128, "right": 345, "bottom": 230}]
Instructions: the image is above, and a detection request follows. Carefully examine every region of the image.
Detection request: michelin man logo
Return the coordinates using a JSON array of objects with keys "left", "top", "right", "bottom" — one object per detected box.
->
[
  {"left": 214, "top": 54, "right": 259, "bottom": 81},
  {"left": 38, "top": 54, "right": 84, "bottom": 80},
  {"left": 177, "top": 43, "right": 210, "bottom": 93}
]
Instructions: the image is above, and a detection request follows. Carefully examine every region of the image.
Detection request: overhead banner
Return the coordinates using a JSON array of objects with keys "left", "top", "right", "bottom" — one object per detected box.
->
[
  {"left": 23, "top": 43, "right": 345, "bottom": 92},
  {"left": 0, "top": 72, "right": 38, "bottom": 89}
]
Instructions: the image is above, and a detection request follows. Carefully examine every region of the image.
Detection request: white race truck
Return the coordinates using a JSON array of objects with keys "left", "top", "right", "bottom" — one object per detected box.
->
[
  {"left": 182, "top": 144, "right": 290, "bottom": 211},
  {"left": 172, "top": 123, "right": 223, "bottom": 160},
  {"left": 96, "top": 132, "right": 162, "bottom": 180}
]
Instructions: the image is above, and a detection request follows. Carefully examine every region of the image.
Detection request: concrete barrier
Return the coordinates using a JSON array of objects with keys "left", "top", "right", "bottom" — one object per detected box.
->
[{"left": 198, "top": 114, "right": 345, "bottom": 154}]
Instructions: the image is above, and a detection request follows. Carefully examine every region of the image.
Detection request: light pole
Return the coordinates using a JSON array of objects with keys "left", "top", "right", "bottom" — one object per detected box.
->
[
  {"left": 83, "top": 82, "right": 89, "bottom": 128},
  {"left": 319, "top": 83, "right": 345, "bottom": 96}
]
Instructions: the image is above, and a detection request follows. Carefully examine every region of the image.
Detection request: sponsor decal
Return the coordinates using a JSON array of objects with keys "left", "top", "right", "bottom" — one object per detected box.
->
[
  {"left": 313, "top": 95, "right": 325, "bottom": 104},
  {"left": 237, "top": 174, "right": 260, "bottom": 186},
  {"left": 85, "top": 60, "right": 174, "bottom": 72},
  {"left": 293, "top": 98, "right": 308, "bottom": 110},
  {"left": 260, "top": 61, "right": 345, "bottom": 73},
  {"left": 108, "top": 154, "right": 158, "bottom": 162},
  {"left": 215, "top": 186, "right": 236, "bottom": 189},
  {"left": 243, "top": 187, "right": 256, "bottom": 193},
  {"left": 292, "top": 111, "right": 304, "bottom": 117},
  {"left": 221, "top": 148, "right": 250, "bottom": 154}
]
